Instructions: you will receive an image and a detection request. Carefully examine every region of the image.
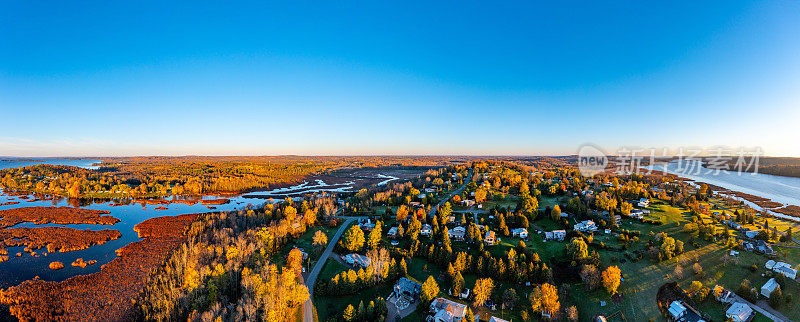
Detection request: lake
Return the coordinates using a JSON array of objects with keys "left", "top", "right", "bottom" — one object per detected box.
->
[{"left": 0, "top": 158, "right": 103, "bottom": 170}]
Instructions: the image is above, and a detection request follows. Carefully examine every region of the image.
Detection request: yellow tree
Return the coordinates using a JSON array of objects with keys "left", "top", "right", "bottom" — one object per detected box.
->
[
  {"left": 472, "top": 278, "right": 495, "bottom": 308},
  {"left": 421, "top": 275, "right": 440, "bottom": 303},
  {"left": 287, "top": 248, "right": 304, "bottom": 274},
  {"left": 313, "top": 230, "right": 328, "bottom": 252},
  {"left": 530, "top": 283, "right": 560, "bottom": 317},
  {"left": 601, "top": 266, "right": 622, "bottom": 294}
]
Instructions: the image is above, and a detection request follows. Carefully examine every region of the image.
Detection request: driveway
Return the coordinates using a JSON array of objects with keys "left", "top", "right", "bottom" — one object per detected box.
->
[
  {"left": 429, "top": 169, "right": 473, "bottom": 220},
  {"left": 303, "top": 216, "right": 359, "bottom": 322}
]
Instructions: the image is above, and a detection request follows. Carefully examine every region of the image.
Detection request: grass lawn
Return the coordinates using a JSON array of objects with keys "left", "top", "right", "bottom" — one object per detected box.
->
[
  {"left": 562, "top": 199, "right": 800, "bottom": 321},
  {"left": 316, "top": 257, "right": 348, "bottom": 284},
  {"left": 315, "top": 282, "right": 394, "bottom": 321},
  {"left": 275, "top": 222, "right": 341, "bottom": 269}
]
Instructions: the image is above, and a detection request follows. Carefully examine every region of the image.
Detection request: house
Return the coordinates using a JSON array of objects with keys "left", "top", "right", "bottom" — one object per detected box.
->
[
  {"left": 729, "top": 250, "right": 739, "bottom": 257},
  {"left": 429, "top": 298, "right": 467, "bottom": 322},
  {"left": 770, "top": 261, "right": 798, "bottom": 279},
  {"left": 713, "top": 285, "right": 732, "bottom": 302},
  {"left": 488, "top": 317, "right": 509, "bottom": 322},
  {"left": 342, "top": 253, "right": 371, "bottom": 268},
  {"left": 724, "top": 220, "right": 742, "bottom": 230},
  {"left": 461, "top": 199, "right": 475, "bottom": 207},
  {"left": 421, "top": 224, "right": 433, "bottom": 237},
  {"left": 755, "top": 240, "right": 774, "bottom": 255},
  {"left": 387, "top": 226, "right": 399, "bottom": 238},
  {"left": 743, "top": 242, "right": 755, "bottom": 252},
  {"left": 545, "top": 230, "right": 566, "bottom": 241},
  {"left": 391, "top": 277, "right": 421, "bottom": 300},
  {"left": 410, "top": 201, "right": 423, "bottom": 208},
  {"left": 449, "top": 226, "right": 466, "bottom": 241},
  {"left": 761, "top": 278, "right": 779, "bottom": 298},
  {"left": 775, "top": 265, "right": 797, "bottom": 280},
  {"left": 417, "top": 194, "right": 427, "bottom": 199},
  {"left": 668, "top": 301, "right": 704, "bottom": 322},
  {"left": 744, "top": 230, "right": 760, "bottom": 239},
  {"left": 637, "top": 198, "right": 650, "bottom": 208},
  {"left": 511, "top": 228, "right": 528, "bottom": 239},
  {"left": 425, "top": 188, "right": 436, "bottom": 193},
  {"left": 574, "top": 220, "right": 598, "bottom": 232},
  {"left": 560, "top": 211, "right": 572, "bottom": 218},
  {"left": 359, "top": 218, "right": 375, "bottom": 231},
  {"left": 668, "top": 301, "right": 687, "bottom": 320},
  {"left": 726, "top": 302, "right": 753, "bottom": 322},
  {"left": 484, "top": 230, "right": 497, "bottom": 245}
]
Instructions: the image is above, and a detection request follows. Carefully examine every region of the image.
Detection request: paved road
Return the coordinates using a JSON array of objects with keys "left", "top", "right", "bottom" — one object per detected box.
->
[
  {"left": 302, "top": 216, "right": 359, "bottom": 322},
  {"left": 429, "top": 169, "right": 473, "bottom": 220}
]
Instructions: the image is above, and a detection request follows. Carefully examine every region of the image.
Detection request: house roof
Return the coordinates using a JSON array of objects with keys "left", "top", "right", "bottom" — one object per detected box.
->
[
  {"left": 726, "top": 302, "right": 752, "bottom": 321},
  {"left": 430, "top": 298, "right": 466, "bottom": 319},
  {"left": 668, "top": 301, "right": 686, "bottom": 318},
  {"left": 762, "top": 278, "right": 779, "bottom": 293}
]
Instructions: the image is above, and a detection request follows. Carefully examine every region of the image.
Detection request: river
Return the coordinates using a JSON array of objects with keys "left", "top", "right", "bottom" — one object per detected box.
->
[{"left": 647, "top": 160, "right": 800, "bottom": 219}]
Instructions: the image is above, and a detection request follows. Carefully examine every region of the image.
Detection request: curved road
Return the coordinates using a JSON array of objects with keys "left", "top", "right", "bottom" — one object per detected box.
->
[
  {"left": 302, "top": 216, "right": 359, "bottom": 322},
  {"left": 429, "top": 169, "right": 473, "bottom": 220},
  {"left": 303, "top": 168, "right": 471, "bottom": 321}
]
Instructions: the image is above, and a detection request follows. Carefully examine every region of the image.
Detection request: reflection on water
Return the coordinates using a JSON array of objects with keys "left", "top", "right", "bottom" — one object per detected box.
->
[
  {"left": 0, "top": 190, "right": 268, "bottom": 289},
  {"left": 0, "top": 158, "right": 103, "bottom": 170}
]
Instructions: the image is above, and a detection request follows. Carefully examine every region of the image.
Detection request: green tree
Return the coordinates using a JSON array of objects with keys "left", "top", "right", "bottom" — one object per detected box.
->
[{"left": 566, "top": 237, "right": 589, "bottom": 261}]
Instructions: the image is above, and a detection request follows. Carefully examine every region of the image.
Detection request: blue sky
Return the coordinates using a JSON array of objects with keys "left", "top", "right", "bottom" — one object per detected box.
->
[{"left": 1, "top": 1, "right": 799, "bottom": 157}]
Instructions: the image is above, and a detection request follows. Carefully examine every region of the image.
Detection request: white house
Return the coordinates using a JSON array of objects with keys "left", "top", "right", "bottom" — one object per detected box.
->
[
  {"left": 342, "top": 253, "right": 371, "bottom": 268},
  {"left": 772, "top": 262, "right": 798, "bottom": 280},
  {"left": 449, "top": 226, "right": 466, "bottom": 241},
  {"left": 461, "top": 199, "right": 475, "bottom": 207},
  {"left": 637, "top": 198, "right": 650, "bottom": 208},
  {"left": 726, "top": 302, "right": 753, "bottom": 322},
  {"left": 545, "top": 230, "right": 566, "bottom": 241},
  {"left": 761, "top": 278, "right": 779, "bottom": 298},
  {"left": 574, "top": 220, "right": 598, "bottom": 232},
  {"left": 421, "top": 224, "right": 432, "bottom": 237},
  {"left": 745, "top": 230, "right": 760, "bottom": 239},
  {"left": 511, "top": 228, "right": 528, "bottom": 239},
  {"left": 668, "top": 301, "right": 687, "bottom": 320},
  {"left": 488, "top": 317, "right": 510, "bottom": 322},
  {"left": 387, "top": 226, "right": 399, "bottom": 238}
]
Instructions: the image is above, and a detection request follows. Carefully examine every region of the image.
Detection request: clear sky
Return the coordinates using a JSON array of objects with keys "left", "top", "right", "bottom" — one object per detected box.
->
[{"left": 1, "top": 1, "right": 799, "bottom": 157}]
